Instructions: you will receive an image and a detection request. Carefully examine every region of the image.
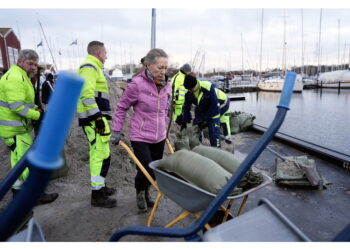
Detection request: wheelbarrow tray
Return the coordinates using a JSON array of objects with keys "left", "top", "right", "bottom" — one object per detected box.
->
[{"left": 149, "top": 160, "right": 272, "bottom": 213}]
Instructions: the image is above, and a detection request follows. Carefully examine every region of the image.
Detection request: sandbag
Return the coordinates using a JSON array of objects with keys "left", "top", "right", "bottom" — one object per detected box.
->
[
  {"left": 157, "top": 149, "right": 238, "bottom": 194},
  {"left": 192, "top": 145, "right": 264, "bottom": 191},
  {"left": 230, "top": 111, "right": 256, "bottom": 134},
  {"left": 275, "top": 155, "right": 324, "bottom": 188},
  {"left": 174, "top": 126, "right": 201, "bottom": 151},
  {"left": 192, "top": 145, "right": 242, "bottom": 173}
]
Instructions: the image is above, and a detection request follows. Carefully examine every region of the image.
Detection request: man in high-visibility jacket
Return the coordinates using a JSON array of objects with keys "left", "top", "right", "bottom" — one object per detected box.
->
[
  {"left": 77, "top": 41, "right": 116, "bottom": 208},
  {"left": 215, "top": 88, "right": 233, "bottom": 144},
  {"left": 182, "top": 74, "right": 221, "bottom": 148},
  {"left": 171, "top": 63, "right": 192, "bottom": 125},
  {"left": 0, "top": 49, "right": 58, "bottom": 204}
]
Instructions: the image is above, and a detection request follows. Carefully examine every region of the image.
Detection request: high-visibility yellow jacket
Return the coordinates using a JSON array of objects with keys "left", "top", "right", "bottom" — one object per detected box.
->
[
  {"left": 0, "top": 65, "right": 40, "bottom": 138},
  {"left": 215, "top": 87, "right": 229, "bottom": 109},
  {"left": 77, "top": 55, "right": 111, "bottom": 126},
  {"left": 171, "top": 70, "right": 187, "bottom": 118}
]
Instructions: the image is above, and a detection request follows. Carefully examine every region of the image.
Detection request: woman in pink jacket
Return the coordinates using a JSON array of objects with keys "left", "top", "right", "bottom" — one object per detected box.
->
[{"left": 111, "top": 48, "right": 171, "bottom": 212}]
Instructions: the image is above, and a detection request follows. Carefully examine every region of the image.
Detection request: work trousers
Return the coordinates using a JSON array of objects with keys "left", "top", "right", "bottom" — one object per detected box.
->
[
  {"left": 3, "top": 133, "right": 32, "bottom": 189},
  {"left": 83, "top": 117, "right": 111, "bottom": 190},
  {"left": 193, "top": 108, "right": 221, "bottom": 148},
  {"left": 131, "top": 140, "right": 165, "bottom": 191}
]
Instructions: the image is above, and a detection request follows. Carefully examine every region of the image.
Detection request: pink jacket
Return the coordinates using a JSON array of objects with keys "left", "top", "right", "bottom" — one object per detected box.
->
[{"left": 112, "top": 70, "right": 171, "bottom": 143}]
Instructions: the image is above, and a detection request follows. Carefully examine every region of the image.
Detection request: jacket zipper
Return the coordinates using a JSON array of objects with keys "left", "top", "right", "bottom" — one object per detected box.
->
[{"left": 155, "top": 93, "right": 160, "bottom": 140}]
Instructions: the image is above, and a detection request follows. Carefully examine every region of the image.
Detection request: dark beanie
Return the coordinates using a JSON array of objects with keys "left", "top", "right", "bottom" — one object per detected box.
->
[
  {"left": 184, "top": 74, "right": 198, "bottom": 89},
  {"left": 180, "top": 63, "right": 192, "bottom": 73}
]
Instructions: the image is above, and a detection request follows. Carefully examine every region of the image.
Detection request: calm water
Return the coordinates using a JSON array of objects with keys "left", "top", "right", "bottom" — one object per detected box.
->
[{"left": 229, "top": 88, "right": 350, "bottom": 156}]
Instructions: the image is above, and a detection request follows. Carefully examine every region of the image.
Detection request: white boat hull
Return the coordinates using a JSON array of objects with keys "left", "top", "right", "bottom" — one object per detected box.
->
[{"left": 257, "top": 78, "right": 303, "bottom": 93}]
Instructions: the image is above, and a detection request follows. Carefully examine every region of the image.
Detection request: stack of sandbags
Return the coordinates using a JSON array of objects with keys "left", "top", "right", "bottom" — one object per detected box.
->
[
  {"left": 157, "top": 149, "right": 242, "bottom": 195},
  {"left": 157, "top": 145, "right": 264, "bottom": 195}
]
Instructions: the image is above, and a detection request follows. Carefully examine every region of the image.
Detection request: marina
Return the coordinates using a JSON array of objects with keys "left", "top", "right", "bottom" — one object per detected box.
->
[{"left": 1, "top": 7, "right": 350, "bottom": 243}]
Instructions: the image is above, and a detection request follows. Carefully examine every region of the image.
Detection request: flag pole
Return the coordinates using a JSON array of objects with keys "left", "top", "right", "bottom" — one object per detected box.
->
[{"left": 37, "top": 14, "right": 58, "bottom": 71}]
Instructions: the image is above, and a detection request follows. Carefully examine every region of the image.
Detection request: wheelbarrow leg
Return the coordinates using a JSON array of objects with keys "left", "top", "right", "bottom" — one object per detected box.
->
[
  {"left": 222, "top": 200, "right": 234, "bottom": 222},
  {"left": 237, "top": 195, "right": 249, "bottom": 216},
  {"left": 165, "top": 211, "right": 191, "bottom": 228},
  {"left": 193, "top": 212, "right": 211, "bottom": 230},
  {"left": 147, "top": 192, "right": 163, "bottom": 227}
]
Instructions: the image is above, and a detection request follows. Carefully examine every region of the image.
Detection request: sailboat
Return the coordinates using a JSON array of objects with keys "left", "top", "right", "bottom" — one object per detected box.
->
[{"left": 257, "top": 10, "right": 303, "bottom": 93}]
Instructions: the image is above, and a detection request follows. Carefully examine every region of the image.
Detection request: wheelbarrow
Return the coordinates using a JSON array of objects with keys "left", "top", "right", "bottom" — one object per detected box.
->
[
  {"left": 0, "top": 72, "right": 84, "bottom": 241},
  {"left": 109, "top": 71, "right": 311, "bottom": 241},
  {"left": 149, "top": 160, "right": 272, "bottom": 228}
]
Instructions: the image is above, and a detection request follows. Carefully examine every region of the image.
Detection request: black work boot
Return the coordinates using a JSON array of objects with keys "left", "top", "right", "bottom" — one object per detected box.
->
[
  {"left": 38, "top": 192, "right": 59, "bottom": 205},
  {"left": 91, "top": 189, "right": 116, "bottom": 208},
  {"left": 136, "top": 190, "right": 147, "bottom": 212},
  {"left": 101, "top": 186, "right": 116, "bottom": 196},
  {"left": 145, "top": 187, "right": 155, "bottom": 207}
]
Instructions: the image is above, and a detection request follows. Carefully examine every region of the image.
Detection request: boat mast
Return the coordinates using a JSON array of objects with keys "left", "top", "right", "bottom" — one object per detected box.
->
[
  {"left": 282, "top": 9, "right": 287, "bottom": 74},
  {"left": 317, "top": 9, "right": 322, "bottom": 75},
  {"left": 241, "top": 33, "right": 244, "bottom": 75},
  {"left": 151, "top": 8, "right": 156, "bottom": 49},
  {"left": 301, "top": 9, "right": 304, "bottom": 75},
  {"left": 259, "top": 9, "right": 264, "bottom": 77},
  {"left": 338, "top": 19, "right": 340, "bottom": 70}
]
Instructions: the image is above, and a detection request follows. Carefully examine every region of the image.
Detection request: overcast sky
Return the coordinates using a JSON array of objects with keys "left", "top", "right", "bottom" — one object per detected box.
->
[{"left": 1, "top": 1, "right": 350, "bottom": 73}]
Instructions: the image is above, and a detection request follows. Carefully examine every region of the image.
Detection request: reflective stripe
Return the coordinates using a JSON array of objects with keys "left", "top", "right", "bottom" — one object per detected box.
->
[
  {"left": 220, "top": 98, "right": 228, "bottom": 109},
  {"left": 0, "top": 101, "right": 35, "bottom": 110},
  {"left": 0, "top": 101, "right": 8, "bottom": 107},
  {"left": 95, "top": 92, "right": 109, "bottom": 99},
  {"left": 0, "top": 120, "right": 23, "bottom": 127},
  {"left": 82, "top": 98, "right": 96, "bottom": 106},
  {"left": 91, "top": 176, "right": 105, "bottom": 184},
  {"left": 18, "top": 106, "right": 30, "bottom": 116},
  {"left": 13, "top": 180, "right": 24, "bottom": 188},
  {"left": 9, "top": 102, "right": 24, "bottom": 109},
  {"left": 91, "top": 185, "right": 104, "bottom": 190},
  {"left": 177, "top": 93, "right": 185, "bottom": 97},
  {"left": 101, "top": 111, "right": 111, "bottom": 116},
  {"left": 78, "top": 107, "right": 100, "bottom": 118}
]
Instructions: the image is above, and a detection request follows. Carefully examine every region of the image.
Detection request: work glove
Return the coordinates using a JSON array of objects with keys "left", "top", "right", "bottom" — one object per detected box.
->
[
  {"left": 111, "top": 131, "right": 121, "bottom": 145},
  {"left": 95, "top": 117, "right": 105, "bottom": 134},
  {"left": 198, "top": 121, "right": 208, "bottom": 130}
]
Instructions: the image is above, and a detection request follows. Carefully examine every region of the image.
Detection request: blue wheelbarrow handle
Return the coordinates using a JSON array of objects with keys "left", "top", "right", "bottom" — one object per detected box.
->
[
  {"left": 109, "top": 71, "right": 297, "bottom": 241},
  {"left": 0, "top": 72, "right": 84, "bottom": 241}
]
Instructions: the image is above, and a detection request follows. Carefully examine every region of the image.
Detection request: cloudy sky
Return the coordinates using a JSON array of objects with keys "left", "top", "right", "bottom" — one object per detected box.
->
[{"left": 1, "top": 1, "right": 350, "bottom": 73}]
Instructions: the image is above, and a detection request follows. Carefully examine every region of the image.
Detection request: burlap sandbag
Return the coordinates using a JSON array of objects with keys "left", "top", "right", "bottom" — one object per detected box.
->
[
  {"left": 192, "top": 145, "right": 242, "bottom": 173},
  {"left": 174, "top": 126, "right": 201, "bottom": 151},
  {"left": 157, "top": 149, "right": 233, "bottom": 194},
  {"left": 192, "top": 145, "right": 264, "bottom": 191}
]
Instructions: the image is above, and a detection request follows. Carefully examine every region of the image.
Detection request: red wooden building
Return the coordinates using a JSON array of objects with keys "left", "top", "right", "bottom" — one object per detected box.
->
[{"left": 0, "top": 28, "right": 21, "bottom": 73}]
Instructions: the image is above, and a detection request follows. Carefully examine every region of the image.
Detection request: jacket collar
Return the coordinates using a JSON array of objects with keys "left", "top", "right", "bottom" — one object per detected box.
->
[
  {"left": 13, "top": 64, "right": 30, "bottom": 81},
  {"left": 86, "top": 54, "right": 104, "bottom": 68}
]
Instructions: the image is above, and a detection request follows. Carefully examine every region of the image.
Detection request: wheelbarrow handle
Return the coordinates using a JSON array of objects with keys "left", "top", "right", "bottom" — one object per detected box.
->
[{"left": 0, "top": 72, "right": 84, "bottom": 241}]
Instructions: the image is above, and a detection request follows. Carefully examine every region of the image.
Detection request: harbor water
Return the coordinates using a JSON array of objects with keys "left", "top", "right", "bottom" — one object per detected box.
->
[{"left": 229, "top": 88, "right": 350, "bottom": 156}]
